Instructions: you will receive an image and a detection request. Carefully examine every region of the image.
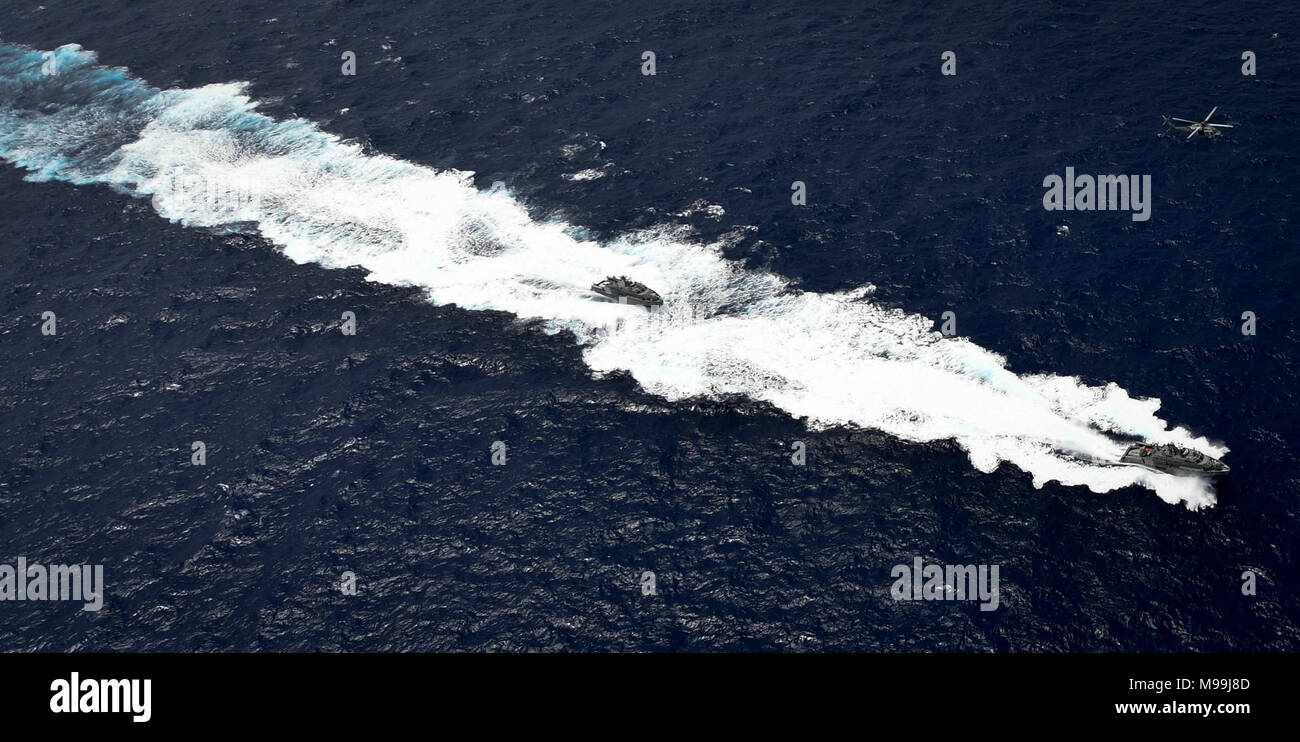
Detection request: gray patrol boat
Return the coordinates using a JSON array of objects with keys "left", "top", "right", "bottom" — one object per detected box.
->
[
  {"left": 591, "top": 276, "right": 663, "bottom": 306},
  {"left": 1119, "top": 443, "right": 1229, "bottom": 477}
]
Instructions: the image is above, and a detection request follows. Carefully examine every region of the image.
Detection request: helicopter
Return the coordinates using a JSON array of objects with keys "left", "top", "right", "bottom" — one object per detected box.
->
[{"left": 1162, "top": 106, "right": 1234, "bottom": 140}]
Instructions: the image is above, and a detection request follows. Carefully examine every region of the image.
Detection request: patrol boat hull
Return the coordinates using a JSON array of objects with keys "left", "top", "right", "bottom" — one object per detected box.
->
[
  {"left": 1119, "top": 443, "right": 1229, "bottom": 477},
  {"left": 590, "top": 276, "right": 663, "bottom": 306}
]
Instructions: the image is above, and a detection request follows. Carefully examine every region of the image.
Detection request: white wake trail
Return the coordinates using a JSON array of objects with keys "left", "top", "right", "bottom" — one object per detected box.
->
[{"left": 1, "top": 44, "right": 1228, "bottom": 508}]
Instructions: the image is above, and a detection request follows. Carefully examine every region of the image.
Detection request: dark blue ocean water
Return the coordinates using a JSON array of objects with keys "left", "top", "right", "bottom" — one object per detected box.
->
[{"left": 1, "top": 0, "right": 1297, "bottom": 650}]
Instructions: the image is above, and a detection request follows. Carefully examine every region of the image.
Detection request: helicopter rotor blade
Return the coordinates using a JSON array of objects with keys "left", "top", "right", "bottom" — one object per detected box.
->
[
  {"left": 1170, "top": 117, "right": 1199, "bottom": 124},
  {"left": 1205, "top": 106, "right": 1219, "bottom": 122},
  {"left": 1206, "top": 123, "right": 1233, "bottom": 128},
  {"left": 1187, "top": 128, "right": 1199, "bottom": 140}
]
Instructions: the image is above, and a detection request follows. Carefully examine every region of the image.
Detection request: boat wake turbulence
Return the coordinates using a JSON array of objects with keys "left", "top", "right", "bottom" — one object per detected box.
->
[{"left": 0, "top": 43, "right": 1228, "bottom": 509}]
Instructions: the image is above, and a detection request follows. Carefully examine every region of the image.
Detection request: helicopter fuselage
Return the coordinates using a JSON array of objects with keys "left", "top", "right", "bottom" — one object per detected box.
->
[{"left": 1162, "top": 112, "right": 1229, "bottom": 140}]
